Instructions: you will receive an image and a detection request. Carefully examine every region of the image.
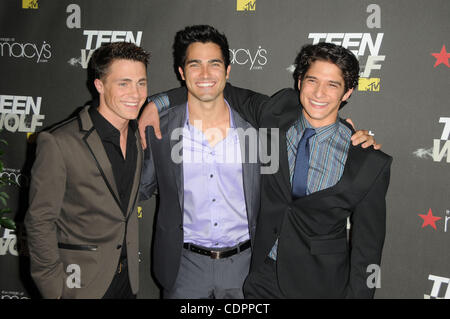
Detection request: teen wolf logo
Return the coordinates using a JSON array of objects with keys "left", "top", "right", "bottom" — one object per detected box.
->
[
  {"left": 413, "top": 117, "right": 450, "bottom": 163},
  {"left": 0, "top": 228, "right": 18, "bottom": 256},
  {"left": 237, "top": 0, "right": 256, "bottom": 11},
  {"left": 68, "top": 30, "right": 143, "bottom": 69},
  {"left": 286, "top": 5, "right": 384, "bottom": 92},
  {"left": 425, "top": 275, "right": 450, "bottom": 299},
  {"left": 0, "top": 95, "right": 45, "bottom": 133}
]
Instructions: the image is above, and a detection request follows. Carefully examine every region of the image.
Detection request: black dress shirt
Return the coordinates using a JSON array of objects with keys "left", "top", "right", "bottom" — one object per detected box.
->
[{"left": 89, "top": 107, "right": 137, "bottom": 259}]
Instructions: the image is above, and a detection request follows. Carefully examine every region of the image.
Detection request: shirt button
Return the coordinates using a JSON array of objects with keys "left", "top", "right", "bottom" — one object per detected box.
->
[
  {"left": 210, "top": 174, "right": 213, "bottom": 178},
  {"left": 212, "top": 198, "right": 216, "bottom": 202},
  {"left": 214, "top": 223, "right": 218, "bottom": 227}
]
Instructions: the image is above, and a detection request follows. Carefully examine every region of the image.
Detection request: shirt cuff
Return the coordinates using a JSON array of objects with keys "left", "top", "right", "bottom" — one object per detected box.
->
[{"left": 146, "top": 93, "right": 170, "bottom": 113}]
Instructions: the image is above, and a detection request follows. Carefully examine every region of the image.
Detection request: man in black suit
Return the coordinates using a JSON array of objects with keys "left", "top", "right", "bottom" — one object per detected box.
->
[{"left": 225, "top": 42, "right": 392, "bottom": 298}]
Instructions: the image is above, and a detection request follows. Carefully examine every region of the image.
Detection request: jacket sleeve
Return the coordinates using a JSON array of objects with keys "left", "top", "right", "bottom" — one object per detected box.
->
[
  {"left": 346, "top": 155, "right": 392, "bottom": 298},
  {"left": 148, "top": 83, "right": 270, "bottom": 129},
  {"left": 139, "top": 126, "right": 157, "bottom": 201},
  {"left": 24, "top": 132, "right": 66, "bottom": 298},
  {"left": 222, "top": 83, "right": 269, "bottom": 128}
]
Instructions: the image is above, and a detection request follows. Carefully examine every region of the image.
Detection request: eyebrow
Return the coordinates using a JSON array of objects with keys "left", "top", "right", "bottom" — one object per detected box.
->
[
  {"left": 305, "top": 75, "right": 342, "bottom": 86},
  {"left": 115, "top": 78, "right": 147, "bottom": 82},
  {"left": 186, "top": 59, "right": 224, "bottom": 65}
]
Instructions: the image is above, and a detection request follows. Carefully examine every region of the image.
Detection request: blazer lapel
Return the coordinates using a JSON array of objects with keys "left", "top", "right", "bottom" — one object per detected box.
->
[
  {"left": 273, "top": 116, "right": 299, "bottom": 202},
  {"left": 270, "top": 97, "right": 303, "bottom": 201},
  {"left": 277, "top": 132, "right": 293, "bottom": 200},
  {"left": 168, "top": 105, "right": 187, "bottom": 213},
  {"left": 295, "top": 143, "right": 367, "bottom": 203},
  {"left": 232, "top": 109, "right": 256, "bottom": 222},
  {"left": 125, "top": 126, "right": 143, "bottom": 218},
  {"left": 79, "top": 106, "right": 122, "bottom": 214}
]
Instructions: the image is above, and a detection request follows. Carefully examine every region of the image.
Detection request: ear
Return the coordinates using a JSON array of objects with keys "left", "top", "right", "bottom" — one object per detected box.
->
[
  {"left": 297, "top": 78, "right": 302, "bottom": 91},
  {"left": 178, "top": 66, "right": 185, "bottom": 81},
  {"left": 342, "top": 88, "right": 354, "bottom": 102},
  {"left": 94, "top": 78, "right": 104, "bottom": 95},
  {"left": 225, "top": 65, "right": 231, "bottom": 80}
]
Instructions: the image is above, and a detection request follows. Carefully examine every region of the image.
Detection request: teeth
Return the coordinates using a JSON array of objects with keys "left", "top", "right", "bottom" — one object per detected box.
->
[
  {"left": 124, "top": 102, "right": 138, "bottom": 106},
  {"left": 311, "top": 100, "right": 327, "bottom": 106},
  {"left": 197, "top": 82, "right": 214, "bottom": 87}
]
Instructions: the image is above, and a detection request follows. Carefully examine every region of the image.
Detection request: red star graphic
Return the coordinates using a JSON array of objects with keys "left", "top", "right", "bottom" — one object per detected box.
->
[
  {"left": 431, "top": 45, "right": 450, "bottom": 68},
  {"left": 419, "top": 208, "right": 442, "bottom": 230}
]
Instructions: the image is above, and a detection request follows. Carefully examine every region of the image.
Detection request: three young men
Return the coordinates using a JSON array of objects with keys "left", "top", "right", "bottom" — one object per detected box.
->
[{"left": 26, "top": 25, "right": 389, "bottom": 299}]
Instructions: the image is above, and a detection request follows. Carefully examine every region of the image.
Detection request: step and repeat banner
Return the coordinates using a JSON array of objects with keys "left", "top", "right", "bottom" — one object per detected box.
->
[{"left": 0, "top": 0, "right": 448, "bottom": 299}]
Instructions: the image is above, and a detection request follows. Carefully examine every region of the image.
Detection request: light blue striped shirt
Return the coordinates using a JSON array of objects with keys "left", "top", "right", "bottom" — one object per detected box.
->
[{"left": 268, "top": 114, "right": 352, "bottom": 260}]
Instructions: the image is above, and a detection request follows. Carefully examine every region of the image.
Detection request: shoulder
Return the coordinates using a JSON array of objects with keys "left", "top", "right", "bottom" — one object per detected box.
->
[
  {"left": 159, "top": 104, "right": 186, "bottom": 128},
  {"left": 36, "top": 115, "right": 79, "bottom": 144},
  {"left": 351, "top": 145, "right": 393, "bottom": 170},
  {"left": 268, "top": 88, "right": 299, "bottom": 108}
]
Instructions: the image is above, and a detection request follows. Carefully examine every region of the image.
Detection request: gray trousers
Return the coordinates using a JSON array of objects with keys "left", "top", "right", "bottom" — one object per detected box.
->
[{"left": 163, "top": 245, "right": 251, "bottom": 299}]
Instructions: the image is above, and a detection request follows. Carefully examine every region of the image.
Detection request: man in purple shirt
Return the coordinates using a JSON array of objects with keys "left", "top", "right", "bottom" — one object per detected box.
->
[{"left": 140, "top": 25, "right": 259, "bottom": 299}]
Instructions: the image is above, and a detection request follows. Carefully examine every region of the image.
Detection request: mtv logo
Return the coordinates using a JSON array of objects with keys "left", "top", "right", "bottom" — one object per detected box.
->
[
  {"left": 358, "top": 77, "right": 380, "bottom": 92},
  {"left": 237, "top": 0, "right": 256, "bottom": 11},
  {"left": 22, "top": 0, "right": 38, "bottom": 9}
]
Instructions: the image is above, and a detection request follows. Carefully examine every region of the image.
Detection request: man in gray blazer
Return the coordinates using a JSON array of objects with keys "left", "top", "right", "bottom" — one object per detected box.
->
[{"left": 25, "top": 42, "right": 149, "bottom": 299}]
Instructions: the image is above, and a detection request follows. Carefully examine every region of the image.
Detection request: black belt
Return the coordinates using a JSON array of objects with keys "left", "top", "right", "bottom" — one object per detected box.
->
[{"left": 183, "top": 240, "right": 251, "bottom": 259}]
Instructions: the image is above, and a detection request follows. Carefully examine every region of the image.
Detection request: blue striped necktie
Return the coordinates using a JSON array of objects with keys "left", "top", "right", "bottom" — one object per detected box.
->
[{"left": 292, "top": 128, "right": 316, "bottom": 198}]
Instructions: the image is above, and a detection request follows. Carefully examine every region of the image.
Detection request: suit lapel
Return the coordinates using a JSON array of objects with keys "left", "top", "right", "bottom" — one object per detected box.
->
[
  {"left": 79, "top": 106, "right": 122, "bottom": 213},
  {"left": 232, "top": 109, "right": 256, "bottom": 222},
  {"left": 168, "top": 105, "right": 186, "bottom": 213},
  {"left": 125, "top": 127, "right": 143, "bottom": 218},
  {"left": 273, "top": 112, "right": 300, "bottom": 202},
  {"left": 296, "top": 144, "right": 366, "bottom": 202}
]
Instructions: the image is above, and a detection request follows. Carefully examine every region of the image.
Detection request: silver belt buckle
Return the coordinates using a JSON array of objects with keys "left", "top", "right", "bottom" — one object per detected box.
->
[{"left": 210, "top": 251, "right": 220, "bottom": 259}]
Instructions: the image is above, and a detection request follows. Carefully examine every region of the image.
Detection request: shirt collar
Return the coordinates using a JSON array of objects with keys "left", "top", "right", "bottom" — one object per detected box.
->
[
  {"left": 295, "top": 113, "right": 340, "bottom": 143},
  {"left": 88, "top": 106, "right": 136, "bottom": 144},
  {"left": 184, "top": 99, "right": 235, "bottom": 129}
]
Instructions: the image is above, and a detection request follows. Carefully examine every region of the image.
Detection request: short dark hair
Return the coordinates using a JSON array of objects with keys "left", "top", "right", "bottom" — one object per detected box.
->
[
  {"left": 90, "top": 42, "right": 150, "bottom": 80},
  {"left": 293, "top": 42, "right": 359, "bottom": 93},
  {"left": 173, "top": 25, "right": 230, "bottom": 71}
]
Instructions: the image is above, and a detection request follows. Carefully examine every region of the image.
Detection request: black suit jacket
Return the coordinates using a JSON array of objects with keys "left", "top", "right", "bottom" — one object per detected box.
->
[
  {"left": 223, "top": 84, "right": 392, "bottom": 298},
  {"left": 139, "top": 102, "right": 261, "bottom": 291}
]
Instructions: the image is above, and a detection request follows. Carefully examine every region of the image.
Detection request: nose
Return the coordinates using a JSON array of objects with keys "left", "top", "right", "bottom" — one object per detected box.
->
[
  {"left": 199, "top": 64, "right": 210, "bottom": 78},
  {"left": 313, "top": 82, "right": 326, "bottom": 98},
  {"left": 129, "top": 83, "right": 141, "bottom": 98}
]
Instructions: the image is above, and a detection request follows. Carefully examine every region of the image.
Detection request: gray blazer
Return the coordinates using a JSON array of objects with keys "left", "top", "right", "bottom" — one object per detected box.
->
[
  {"left": 25, "top": 106, "right": 142, "bottom": 299},
  {"left": 140, "top": 103, "right": 261, "bottom": 291}
]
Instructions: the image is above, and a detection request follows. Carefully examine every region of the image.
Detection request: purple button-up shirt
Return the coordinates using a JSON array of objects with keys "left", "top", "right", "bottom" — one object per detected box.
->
[{"left": 182, "top": 102, "right": 250, "bottom": 248}]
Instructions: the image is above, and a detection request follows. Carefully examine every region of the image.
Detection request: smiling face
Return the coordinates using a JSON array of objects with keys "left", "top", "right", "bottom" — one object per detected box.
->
[
  {"left": 94, "top": 59, "right": 147, "bottom": 127},
  {"left": 178, "top": 42, "right": 230, "bottom": 106},
  {"left": 298, "top": 60, "right": 353, "bottom": 128}
]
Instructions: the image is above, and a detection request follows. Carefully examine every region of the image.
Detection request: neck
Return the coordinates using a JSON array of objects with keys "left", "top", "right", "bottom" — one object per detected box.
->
[
  {"left": 302, "top": 111, "right": 338, "bottom": 129},
  {"left": 187, "top": 95, "right": 229, "bottom": 130},
  {"left": 97, "top": 104, "right": 129, "bottom": 135}
]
